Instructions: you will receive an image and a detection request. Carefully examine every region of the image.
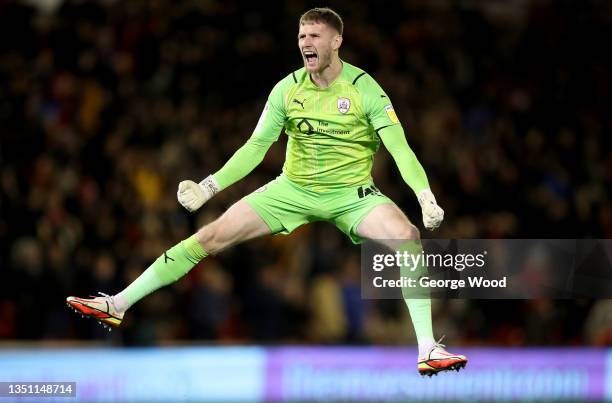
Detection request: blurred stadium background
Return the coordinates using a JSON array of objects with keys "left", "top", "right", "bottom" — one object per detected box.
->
[{"left": 1, "top": 0, "right": 611, "bottom": 401}]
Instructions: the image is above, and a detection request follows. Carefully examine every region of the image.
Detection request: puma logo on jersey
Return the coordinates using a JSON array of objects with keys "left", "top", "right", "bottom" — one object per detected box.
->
[{"left": 292, "top": 98, "right": 306, "bottom": 109}]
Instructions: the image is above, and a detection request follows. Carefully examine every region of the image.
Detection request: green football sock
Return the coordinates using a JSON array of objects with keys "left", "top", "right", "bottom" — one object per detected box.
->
[
  {"left": 399, "top": 240, "right": 435, "bottom": 354},
  {"left": 114, "top": 234, "right": 208, "bottom": 312}
]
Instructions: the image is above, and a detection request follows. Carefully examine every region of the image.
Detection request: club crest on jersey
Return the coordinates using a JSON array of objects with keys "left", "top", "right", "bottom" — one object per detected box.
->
[{"left": 337, "top": 97, "right": 351, "bottom": 114}]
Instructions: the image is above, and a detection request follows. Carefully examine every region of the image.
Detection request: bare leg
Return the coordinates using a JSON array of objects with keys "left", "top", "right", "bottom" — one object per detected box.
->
[
  {"left": 196, "top": 199, "right": 271, "bottom": 254},
  {"left": 356, "top": 203, "right": 419, "bottom": 241}
]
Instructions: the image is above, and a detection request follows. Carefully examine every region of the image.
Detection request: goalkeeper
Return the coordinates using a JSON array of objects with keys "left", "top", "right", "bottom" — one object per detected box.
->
[{"left": 67, "top": 7, "right": 466, "bottom": 376}]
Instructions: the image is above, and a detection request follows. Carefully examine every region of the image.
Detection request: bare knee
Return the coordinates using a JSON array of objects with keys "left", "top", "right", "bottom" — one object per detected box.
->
[
  {"left": 194, "top": 200, "right": 270, "bottom": 255},
  {"left": 396, "top": 223, "right": 420, "bottom": 240},
  {"left": 196, "top": 220, "right": 226, "bottom": 255}
]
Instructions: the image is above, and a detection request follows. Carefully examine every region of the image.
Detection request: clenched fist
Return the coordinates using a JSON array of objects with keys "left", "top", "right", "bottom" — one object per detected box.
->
[
  {"left": 177, "top": 175, "right": 220, "bottom": 212},
  {"left": 417, "top": 189, "right": 444, "bottom": 230}
]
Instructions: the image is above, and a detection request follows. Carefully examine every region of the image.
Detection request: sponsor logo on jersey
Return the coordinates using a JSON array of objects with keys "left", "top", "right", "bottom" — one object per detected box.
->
[
  {"left": 384, "top": 104, "right": 399, "bottom": 124},
  {"left": 337, "top": 97, "right": 351, "bottom": 114},
  {"left": 297, "top": 118, "right": 315, "bottom": 135}
]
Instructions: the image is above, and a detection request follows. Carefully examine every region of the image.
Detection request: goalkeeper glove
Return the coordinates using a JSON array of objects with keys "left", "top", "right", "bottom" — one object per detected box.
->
[
  {"left": 417, "top": 189, "right": 444, "bottom": 230},
  {"left": 177, "top": 175, "right": 220, "bottom": 212}
]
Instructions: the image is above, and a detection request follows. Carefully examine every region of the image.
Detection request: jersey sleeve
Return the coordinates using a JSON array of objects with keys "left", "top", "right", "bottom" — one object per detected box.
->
[
  {"left": 251, "top": 76, "right": 291, "bottom": 143},
  {"left": 378, "top": 124, "right": 430, "bottom": 194},
  {"left": 357, "top": 74, "right": 401, "bottom": 131},
  {"left": 212, "top": 75, "right": 293, "bottom": 190}
]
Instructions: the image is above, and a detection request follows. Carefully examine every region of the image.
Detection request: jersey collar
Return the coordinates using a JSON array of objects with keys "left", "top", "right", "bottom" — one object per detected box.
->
[{"left": 307, "top": 59, "right": 346, "bottom": 90}]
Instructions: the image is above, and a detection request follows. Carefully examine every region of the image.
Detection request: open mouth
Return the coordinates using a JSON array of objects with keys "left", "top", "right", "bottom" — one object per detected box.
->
[{"left": 303, "top": 50, "right": 318, "bottom": 67}]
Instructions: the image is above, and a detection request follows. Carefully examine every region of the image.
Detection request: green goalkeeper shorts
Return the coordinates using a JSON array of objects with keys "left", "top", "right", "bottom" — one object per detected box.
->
[{"left": 243, "top": 174, "right": 394, "bottom": 244}]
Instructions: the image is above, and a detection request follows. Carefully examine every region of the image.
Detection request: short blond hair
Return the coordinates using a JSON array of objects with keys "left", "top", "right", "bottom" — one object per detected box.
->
[{"left": 299, "top": 7, "right": 344, "bottom": 35}]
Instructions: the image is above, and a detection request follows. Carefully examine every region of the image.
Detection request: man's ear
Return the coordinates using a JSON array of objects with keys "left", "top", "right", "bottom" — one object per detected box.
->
[{"left": 333, "top": 35, "right": 343, "bottom": 51}]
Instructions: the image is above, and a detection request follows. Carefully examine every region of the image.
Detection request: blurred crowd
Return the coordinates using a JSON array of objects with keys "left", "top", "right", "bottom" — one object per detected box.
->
[{"left": 1, "top": 0, "right": 611, "bottom": 346}]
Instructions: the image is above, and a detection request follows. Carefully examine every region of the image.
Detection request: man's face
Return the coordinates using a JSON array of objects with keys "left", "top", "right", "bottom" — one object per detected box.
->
[{"left": 298, "top": 21, "right": 341, "bottom": 73}]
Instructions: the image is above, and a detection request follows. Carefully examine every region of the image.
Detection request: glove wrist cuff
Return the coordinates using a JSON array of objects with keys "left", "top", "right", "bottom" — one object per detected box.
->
[
  {"left": 199, "top": 175, "right": 220, "bottom": 199},
  {"left": 417, "top": 189, "right": 436, "bottom": 207}
]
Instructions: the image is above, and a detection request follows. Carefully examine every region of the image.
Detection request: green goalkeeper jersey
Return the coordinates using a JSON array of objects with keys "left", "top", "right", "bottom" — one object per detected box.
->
[
  {"left": 213, "top": 61, "right": 429, "bottom": 195},
  {"left": 254, "top": 61, "right": 400, "bottom": 191}
]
